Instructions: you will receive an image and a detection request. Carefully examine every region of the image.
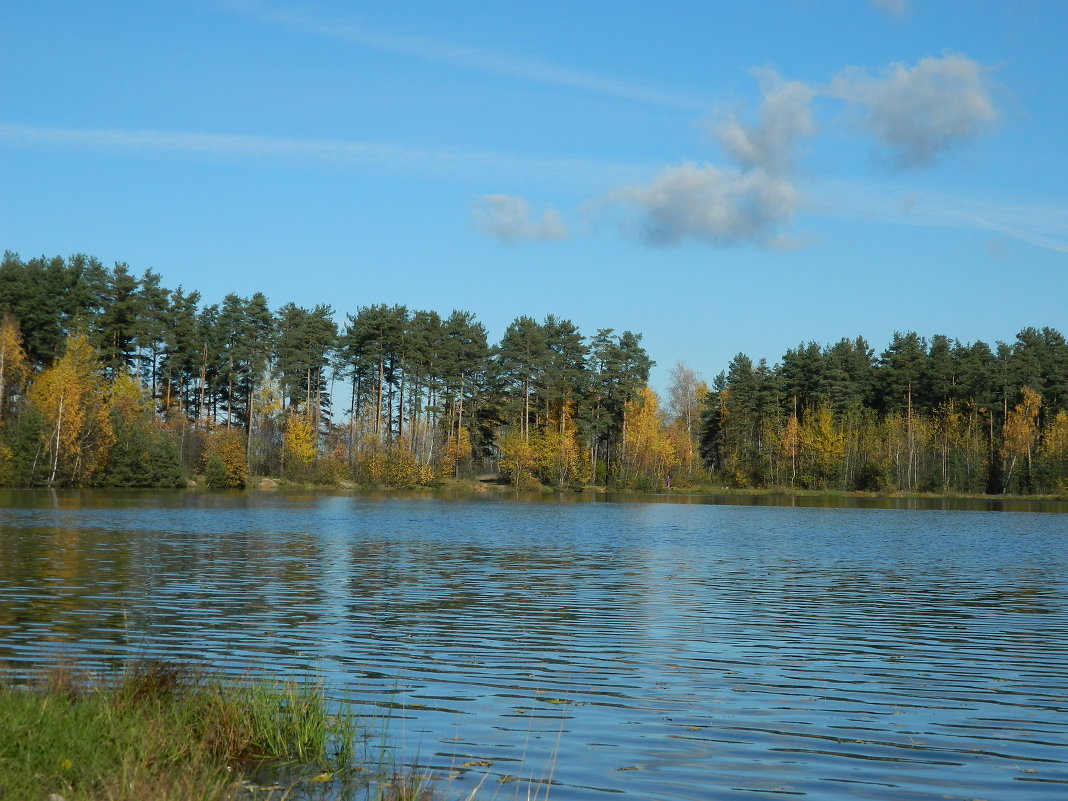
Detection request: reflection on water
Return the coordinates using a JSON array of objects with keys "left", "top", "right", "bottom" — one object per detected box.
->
[{"left": 1, "top": 489, "right": 1067, "bottom": 800}]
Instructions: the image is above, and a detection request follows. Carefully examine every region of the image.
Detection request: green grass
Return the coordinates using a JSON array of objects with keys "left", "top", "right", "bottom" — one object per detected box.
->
[{"left": 0, "top": 660, "right": 370, "bottom": 801}]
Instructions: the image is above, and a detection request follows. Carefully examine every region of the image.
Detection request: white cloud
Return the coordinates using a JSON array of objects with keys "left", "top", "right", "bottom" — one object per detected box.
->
[
  {"left": 471, "top": 195, "right": 569, "bottom": 243},
  {"left": 611, "top": 162, "right": 799, "bottom": 246},
  {"left": 225, "top": 1, "right": 706, "bottom": 112},
  {"left": 609, "top": 71, "right": 813, "bottom": 247},
  {"left": 829, "top": 54, "right": 999, "bottom": 168}
]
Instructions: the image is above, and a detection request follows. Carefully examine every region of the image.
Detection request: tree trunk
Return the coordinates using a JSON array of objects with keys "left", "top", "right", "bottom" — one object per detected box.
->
[
  {"left": 50, "top": 391, "right": 64, "bottom": 485},
  {"left": 198, "top": 344, "right": 208, "bottom": 429},
  {"left": 0, "top": 347, "right": 6, "bottom": 423},
  {"left": 398, "top": 371, "right": 405, "bottom": 443},
  {"left": 226, "top": 358, "right": 234, "bottom": 429},
  {"left": 523, "top": 378, "right": 530, "bottom": 442},
  {"left": 376, "top": 358, "right": 384, "bottom": 439}
]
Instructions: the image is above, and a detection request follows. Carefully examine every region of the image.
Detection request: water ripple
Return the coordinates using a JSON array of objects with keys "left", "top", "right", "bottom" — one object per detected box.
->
[{"left": 1, "top": 491, "right": 1066, "bottom": 800}]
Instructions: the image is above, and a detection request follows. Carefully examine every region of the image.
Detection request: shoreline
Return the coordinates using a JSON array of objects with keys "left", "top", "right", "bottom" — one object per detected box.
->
[
  {"left": 3, "top": 477, "right": 1066, "bottom": 505},
  {"left": 244, "top": 476, "right": 1068, "bottom": 504}
]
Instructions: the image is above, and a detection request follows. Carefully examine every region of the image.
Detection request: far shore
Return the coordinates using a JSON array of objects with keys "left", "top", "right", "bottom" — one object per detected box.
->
[
  {"left": 188, "top": 475, "right": 1068, "bottom": 506},
  {"left": 4, "top": 478, "right": 1065, "bottom": 507}
]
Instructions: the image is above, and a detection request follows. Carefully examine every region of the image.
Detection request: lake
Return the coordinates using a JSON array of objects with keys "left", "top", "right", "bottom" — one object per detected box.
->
[{"left": 1, "top": 489, "right": 1066, "bottom": 800}]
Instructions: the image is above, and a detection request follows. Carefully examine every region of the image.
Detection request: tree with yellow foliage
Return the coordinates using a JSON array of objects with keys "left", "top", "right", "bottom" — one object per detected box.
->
[
  {"left": 357, "top": 436, "right": 432, "bottom": 487},
  {"left": 0, "top": 314, "right": 29, "bottom": 423},
  {"left": 1002, "top": 386, "right": 1041, "bottom": 491},
  {"left": 106, "top": 371, "right": 183, "bottom": 487},
  {"left": 202, "top": 427, "right": 248, "bottom": 488},
  {"left": 532, "top": 402, "right": 587, "bottom": 489},
  {"left": 621, "top": 385, "right": 674, "bottom": 489},
  {"left": 282, "top": 411, "right": 317, "bottom": 481},
  {"left": 439, "top": 426, "right": 472, "bottom": 480},
  {"left": 664, "top": 419, "right": 695, "bottom": 485},
  {"left": 248, "top": 381, "right": 284, "bottom": 476},
  {"left": 1039, "top": 410, "right": 1068, "bottom": 491},
  {"left": 665, "top": 362, "right": 709, "bottom": 485},
  {"left": 800, "top": 403, "right": 845, "bottom": 489},
  {"left": 498, "top": 427, "right": 540, "bottom": 490},
  {"left": 27, "top": 332, "right": 114, "bottom": 486}
]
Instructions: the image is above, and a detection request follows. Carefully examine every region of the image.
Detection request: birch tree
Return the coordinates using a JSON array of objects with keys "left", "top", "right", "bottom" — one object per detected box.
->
[{"left": 27, "top": 332, "right": 114, "bottom": 485}]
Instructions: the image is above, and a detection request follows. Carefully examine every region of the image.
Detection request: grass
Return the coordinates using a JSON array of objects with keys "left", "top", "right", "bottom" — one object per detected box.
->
[
  {"left": 0, "top": 660, "right": 382, "bottom": 801},
  {"left": 0, "top": 660, "right": 547, "bottom": 801}
]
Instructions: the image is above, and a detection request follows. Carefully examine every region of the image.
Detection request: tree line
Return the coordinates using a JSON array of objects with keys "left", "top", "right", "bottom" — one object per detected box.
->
[
  {"left": 699, "top": 331, "right": 1068, "bottom": 494},
  {"left": 0, "top": 251, "right": 661, "bottom": 489},
  {"left": 2, "top": 250, "right": 1065, "bottom": 495}
]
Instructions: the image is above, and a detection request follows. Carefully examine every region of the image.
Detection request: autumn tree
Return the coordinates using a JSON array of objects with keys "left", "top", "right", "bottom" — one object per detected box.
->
[
  {"left": 666, "top": 361, "right": 708, "bottom": 484},
  {"left": 584, "top": 329, "right": 653, "bottom": 483},
  {"left": 1002, "top": 386, "right": 1041, "bottom": 492},
  {"left": 620, "top": 386, "right": 674, "bottom": 489},
  {"left": 282, "top": 410, "right": 317, "bottom": 481},
  {"left": 248, "top": 381, "right": 284, "bottom": 476},
  {"left": 202, "top": 428, "right": 248, "bottom": 488},
  {"left": 497, "top": 427, "right": 539, "bottom": 489},
  {"left": 27, "top": 332, "right": 115, "bottom": 485},
  {"left": 106, "top": 371, "right": 182, "bottom": 487},
  {"left": 1039, "top": 411, "right": 1068, "bottom": 492},
  {"left": 799, "top": 403, "right": 845, "bottom": 488},
  {"left": 0, "top": 314, "right": 29, "bottom": 423},
  {"left": 532, "top": 402, "right": 587, "bottom": 489}
]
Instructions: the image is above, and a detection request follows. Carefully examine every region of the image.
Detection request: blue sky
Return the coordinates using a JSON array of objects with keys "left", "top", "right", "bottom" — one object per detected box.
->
[{"left": 2, "top": 0, "right": 1066, "bottom": 391}]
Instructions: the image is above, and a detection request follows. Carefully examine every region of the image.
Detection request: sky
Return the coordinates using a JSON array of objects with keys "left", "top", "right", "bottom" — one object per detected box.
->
[{"left": 2, "top": 0, "right": 1067, "bottom": 392}]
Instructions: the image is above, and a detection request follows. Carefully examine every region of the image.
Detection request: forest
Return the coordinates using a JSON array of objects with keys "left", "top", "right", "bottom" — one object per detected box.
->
[
  {"left": 700, "top": 329, "right": 1068, "bottom": 495},
  {"left": 0, "top": 250, "right": 1065, "bottom": 495}
]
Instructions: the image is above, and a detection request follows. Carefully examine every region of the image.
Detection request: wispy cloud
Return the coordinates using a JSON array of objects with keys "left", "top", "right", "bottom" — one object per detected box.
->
[
  {"left": 471, "top": 195, "right": 569, "bottom": 243},
  {"left": 224, "top": 0, "right": 706, "bottom": 112},
  {"left": 870, "top": 0, "right": 909, "bottom": 19},
  {"left": 819, "top": 179, "right": 1068, "bottom": 254},
  {"left": 0, "top": 122, "right": 649, "bottom": 188},
  {"left": 6, "top": 111, "right": 1053, "bottom": 257}
]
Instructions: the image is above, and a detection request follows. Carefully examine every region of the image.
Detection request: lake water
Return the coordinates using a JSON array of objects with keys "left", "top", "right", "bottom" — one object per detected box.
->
[{"left": 1, "top": 489, "right": 1066, "bottom": 800}]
